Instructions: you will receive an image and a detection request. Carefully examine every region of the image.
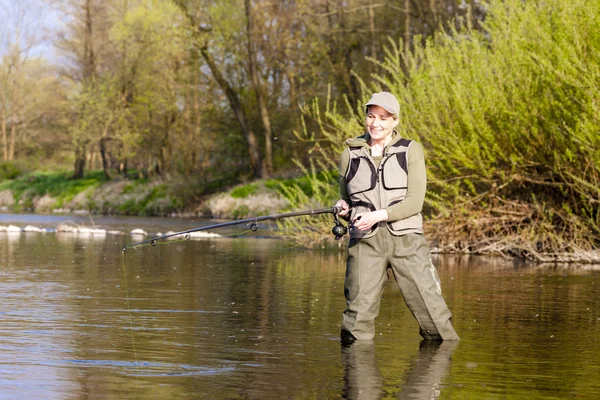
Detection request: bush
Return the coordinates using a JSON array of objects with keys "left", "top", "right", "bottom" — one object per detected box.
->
[
  {"left": 0, "top": 162, "right": 21, "bottom": 181},
  {"left": 230, "top": 184, "right": 258, "bottom": 199},
  {"left": 288, "top": 0, "right": 600, "bottom": 260},
  {"left": 0, "top": 170, "right": 107, "bottom": 211}
]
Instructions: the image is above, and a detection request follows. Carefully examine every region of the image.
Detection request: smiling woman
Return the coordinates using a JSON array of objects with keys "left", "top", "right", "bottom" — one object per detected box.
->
[{"left": 334, "top": 91, "right": 459, "bottom": 343}]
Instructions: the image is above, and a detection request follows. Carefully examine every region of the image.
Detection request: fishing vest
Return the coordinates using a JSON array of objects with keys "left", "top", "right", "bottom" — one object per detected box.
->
[{"left": 345, "top": 137, "right": 423, "bottom": 239}]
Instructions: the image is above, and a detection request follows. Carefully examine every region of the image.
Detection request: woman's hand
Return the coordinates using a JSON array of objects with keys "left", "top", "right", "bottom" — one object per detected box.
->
[
  {"left": 334, "top": 199, "right": 350, "bottom": 217},
  {"left": 352, "top": 210, "right": 388, "bottom": 231}
]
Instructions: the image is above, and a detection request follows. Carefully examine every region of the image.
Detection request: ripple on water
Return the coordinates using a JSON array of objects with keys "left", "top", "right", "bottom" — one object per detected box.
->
[{"left": 60, "top": 359, "right": 236, "bottom": 377}]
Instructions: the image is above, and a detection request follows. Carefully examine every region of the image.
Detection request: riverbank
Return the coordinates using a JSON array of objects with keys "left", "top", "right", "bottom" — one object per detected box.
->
[
  {"left": 0, "top": 170, "right": 291, "bottom": 220},
  {"left": 1, "top": 170, "right": 598, "bottom": 263}
]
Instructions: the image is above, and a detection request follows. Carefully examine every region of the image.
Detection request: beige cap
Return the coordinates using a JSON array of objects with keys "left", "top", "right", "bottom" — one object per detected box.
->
[{"left": 365, "top": 92, "right": 400, "bottom": 116}]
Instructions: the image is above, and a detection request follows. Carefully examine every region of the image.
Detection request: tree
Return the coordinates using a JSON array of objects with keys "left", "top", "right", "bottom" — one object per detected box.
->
[
  {"left": 53, "top": 0, "right": 112, "bottom": 178},
  {"left": 173, "top": 0, "right": 266, "bottom": 179},
  {"left": 245, "top": 0, "right": 273, "bottom": 177},
  {"left": 0, "top": 0, "right": 66, "bottom": 164}
]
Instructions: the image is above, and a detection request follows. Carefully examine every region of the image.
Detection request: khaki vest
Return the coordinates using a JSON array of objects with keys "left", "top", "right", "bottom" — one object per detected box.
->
[{"left": 345, "top": 137, "right": 423, "bottom": 238}]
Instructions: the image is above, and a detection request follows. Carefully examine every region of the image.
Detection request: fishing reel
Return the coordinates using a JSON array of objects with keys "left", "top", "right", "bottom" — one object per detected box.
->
[{"left": 332, "top": 210, "right": 348, "bottom": 240}]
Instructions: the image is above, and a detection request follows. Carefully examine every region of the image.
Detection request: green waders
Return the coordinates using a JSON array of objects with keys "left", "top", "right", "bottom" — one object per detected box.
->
[{"left": 341, "top": 229, "right": 459, "bottom": 341}]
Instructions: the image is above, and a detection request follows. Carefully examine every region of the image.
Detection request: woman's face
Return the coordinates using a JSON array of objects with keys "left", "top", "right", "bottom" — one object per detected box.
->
[{"left": 366, "top": 105, "right": 399, "bottom": 145}]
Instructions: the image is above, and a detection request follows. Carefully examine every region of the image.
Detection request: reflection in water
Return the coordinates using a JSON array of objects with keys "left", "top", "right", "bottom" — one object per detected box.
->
[
  {"left": 341, "top": 340, "right": 457, "bottom": 400},
  {"left": 342, "top": 341, "right": 383, "bottom": 399},
  {"left": 396, "top": 340, "right": 458, "bottom": 399},
  {"left": 61, "top": 359, "right": 236, "bottom": 377}
]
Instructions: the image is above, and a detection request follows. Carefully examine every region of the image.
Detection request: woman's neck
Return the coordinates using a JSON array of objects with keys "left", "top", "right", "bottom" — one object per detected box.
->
[{"left": 369, "top": 136, "right": 391, "bottom": 157}]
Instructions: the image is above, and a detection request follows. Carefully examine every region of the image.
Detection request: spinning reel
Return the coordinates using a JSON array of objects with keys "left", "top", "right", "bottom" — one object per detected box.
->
[{"left": 331, "top": 210, "right": 349, "bottom": 240}]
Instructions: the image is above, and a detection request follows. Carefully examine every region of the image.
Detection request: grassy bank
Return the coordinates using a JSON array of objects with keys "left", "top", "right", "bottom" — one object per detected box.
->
[
  {"left": 0, "top": 170, "right": 315, "bottom": 219},
  {"left": 0, "top": 171, "right": 108, "bottom": 213}
]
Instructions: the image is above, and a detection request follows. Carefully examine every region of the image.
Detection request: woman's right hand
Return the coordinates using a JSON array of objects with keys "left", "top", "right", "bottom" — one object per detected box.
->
[{"left": 334, "top": 199, "right": 350, "bottom": 217}]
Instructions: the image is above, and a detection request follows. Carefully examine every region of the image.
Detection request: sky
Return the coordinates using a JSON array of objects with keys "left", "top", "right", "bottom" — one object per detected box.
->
[{"left": 0, "top": 0, "right": 65, "bottom": 61}]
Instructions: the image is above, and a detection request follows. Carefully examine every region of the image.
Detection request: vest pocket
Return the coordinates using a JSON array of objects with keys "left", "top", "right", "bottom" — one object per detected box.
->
[
  {"left": 381, "top": 153, "right": 408, "bottom": 190},
  {"left": 388, "top": 213, "right": 423, "bottom": 234},
  {"left": 346, "top": 157, "right": 377, "bottom": 195}
]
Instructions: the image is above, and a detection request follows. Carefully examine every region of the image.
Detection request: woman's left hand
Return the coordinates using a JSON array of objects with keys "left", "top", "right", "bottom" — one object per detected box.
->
[{"left": 352, "top": 210, "right": 388, "bottom": 231}]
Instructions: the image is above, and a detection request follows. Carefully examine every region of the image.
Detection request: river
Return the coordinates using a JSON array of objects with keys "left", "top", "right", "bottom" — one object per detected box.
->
[{"left": 0, "top": 213, "right": 599, "bottom": 399}]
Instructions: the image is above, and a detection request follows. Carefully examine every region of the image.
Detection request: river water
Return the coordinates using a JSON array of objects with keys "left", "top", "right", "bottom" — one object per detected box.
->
[{"left": 0, "top": 213, "right": 599, "bottom": 399}]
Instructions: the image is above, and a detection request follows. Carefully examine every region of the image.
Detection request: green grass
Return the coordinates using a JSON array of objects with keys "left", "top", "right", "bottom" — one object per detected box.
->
[
  {"left": 230, "top": 183, "right": 258, "bottom": 199},
  {"left": 0, "top": 170, "right": 185, "bottom": 216},
  {"left": 264, "top": 171, "right": 333, "bottom": 198},
  {"left": 228, "top": 173, "right": 332, "bottom": 201},
  {"left": 0, "top": 162, "right": 21, "bottom": 181},
  {"left": 0, "top": 170, "right": 109, "bottom": 206}
]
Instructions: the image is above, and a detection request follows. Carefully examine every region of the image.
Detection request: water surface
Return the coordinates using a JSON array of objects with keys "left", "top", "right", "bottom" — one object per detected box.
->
[{"left": 0, "top": 214, "right": 599, "bottom": 399}]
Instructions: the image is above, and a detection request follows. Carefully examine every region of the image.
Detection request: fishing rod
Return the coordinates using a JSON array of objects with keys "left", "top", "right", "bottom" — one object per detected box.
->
[{"left": 121, "top": 206, "right": 348, "bottom": 251}]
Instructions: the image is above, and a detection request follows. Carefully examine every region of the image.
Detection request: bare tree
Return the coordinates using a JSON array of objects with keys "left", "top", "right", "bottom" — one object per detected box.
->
[
  {"left": 173, "top": 0, "right": 265, "bottom": 179},
  {"left": 0, "top": 0, "right": 62, "bottom": 163},
  {"left": 245, "top": 0, "right": 273, "bottom": 178}
]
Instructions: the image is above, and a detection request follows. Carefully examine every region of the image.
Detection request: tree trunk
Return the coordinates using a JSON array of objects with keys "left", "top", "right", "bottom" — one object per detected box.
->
[
  {"left": 402, "top": 0, "right": 411, "bottom": 76},
  {"left": 368, "top": 3, "right": 377, "bottom": 60},
  {"left": 430, "top": 0, "right": 439, "bottom": 27},
  {"left": 73, "top": 142, "right": 86, "bottom": 179},
  {"left": 1, "top": 108, "right": 7, "bottom": 162},
  {"left": 159, "top": 113, "right": 175, "bottom": 177},
  {"left": 8, "top": 123, "right": 16, "bottom": 161},
  {"left": 119, "top": 159, "right": 128, "bottom": 177},
  {"left": 99, "top": 137, "right": 111, "bottom": 179},
  {"left": 72, "top": 0, "right": 97, "bottom": 180},
  {"left": 325, "top": 0, "right": 358, "bottom": 106},
  {"left": 245, "top": 0, "right": 272, "bottom": 178},
  {"left": 82, "top": 0, "right": 96, "bottom": 82},
  {"left": 198, "top": 45, "right": 263, "bottom": 179},
  {"left": 174, "top": 0, "right": 264, "bottom": 179}
]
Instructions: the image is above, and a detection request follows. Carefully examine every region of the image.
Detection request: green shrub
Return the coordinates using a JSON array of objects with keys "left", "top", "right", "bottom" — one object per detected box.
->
[
  {"left": 287, "top": 0, "right": 600, "bottom": 260},
  {"left": 121, "top": 183, "right": 136, "bottom": 194},
  {"left": 0, "top": 170, "right": 108, "bottom": 208},
  {"left": 232, "top": 204, "right": 250, "bottom": 219},
  {"left": 230, "top": 184, "right": 258, "bottom": 199},
  {"left": 0, "top": 162, "right": 21, "bottom": 181}
]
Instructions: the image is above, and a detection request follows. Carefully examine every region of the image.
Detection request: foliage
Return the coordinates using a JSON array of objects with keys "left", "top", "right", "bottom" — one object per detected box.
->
[
  {"left": 230, "top": 183, "right": 258, "bottom": 199},
  {"left": 0, "top": 50, "right": 67, "bottom": 164},
  {"left": 275, "top": 160, "right": 341, "bottom": 248},
  {"left": 2, "top": 0, "right": 477, "bottom": 185},
  {"left": 0, "top": 170, "right": 184, "bottom": 216},
  {"left": 101, "top": 180, "right": 183, "bottom": 216},
  {"left": 0, "top": 162, "right": 21, "bottom": 180},
  {"left": 0, "top": 170, "right": 107, "bottom": 210},
  {"left": 288, "top": 0, "right": 600, "bottom": 261}
]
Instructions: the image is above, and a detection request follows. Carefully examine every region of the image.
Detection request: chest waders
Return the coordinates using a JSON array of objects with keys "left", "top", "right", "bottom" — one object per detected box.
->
[{"left": 341, "top": 138, "right": 459, "bottom": 341}]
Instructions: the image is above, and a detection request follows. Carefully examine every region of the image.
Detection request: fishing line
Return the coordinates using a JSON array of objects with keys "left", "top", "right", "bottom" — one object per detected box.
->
[
  {"left": 116, "top": 207, "right": 349, "bottom": 380},
  {"left": 121, "top": 251, "right": 139, "bottom": 378},
  {"left": 118, "top": 228, "right": 253, "bottom": 375}
]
